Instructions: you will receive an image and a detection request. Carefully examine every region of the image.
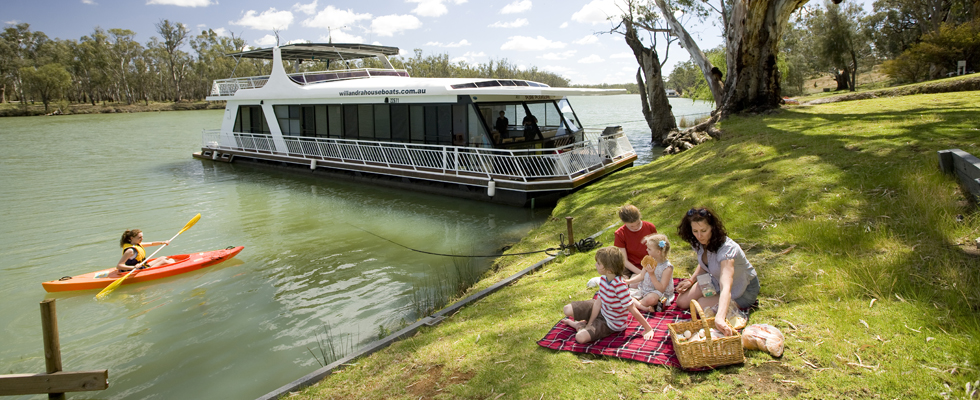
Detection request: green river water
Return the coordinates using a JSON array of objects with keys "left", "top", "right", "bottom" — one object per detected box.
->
[{"left": 0, "top": 95, "right": 711, "bottom": 399}]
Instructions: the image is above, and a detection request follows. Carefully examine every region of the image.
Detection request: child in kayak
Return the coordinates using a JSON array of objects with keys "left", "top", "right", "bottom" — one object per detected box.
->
[{"left": 117, "top": 229, "right": 174, "bottom": 272}]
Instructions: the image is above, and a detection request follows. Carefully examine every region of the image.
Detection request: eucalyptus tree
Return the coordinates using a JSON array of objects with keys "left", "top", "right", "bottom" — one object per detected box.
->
[
  {"left": 107, "top": 29, "right": 142, "bottom": 104},
  {"left": 608, "top": 0, "right": 678, "bottom": 142},
  {"left": 1, "top": 23, "right": 50, "bottom": 104},
  {"left": 810, "top": 1, "right": 868, "bottom": 91},
  {"left": 19, "top": 63, "right": 71, "bottom": 113},
  {"left": 154, "top": 19, "right": 191, "bottom": 102}
]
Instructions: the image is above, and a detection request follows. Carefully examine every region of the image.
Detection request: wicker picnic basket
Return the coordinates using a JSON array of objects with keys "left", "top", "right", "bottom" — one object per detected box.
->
[{"left": 668, "top": 300, "right": 744, "bottom": 369}]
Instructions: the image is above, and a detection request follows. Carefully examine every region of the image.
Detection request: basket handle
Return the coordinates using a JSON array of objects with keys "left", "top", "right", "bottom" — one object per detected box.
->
[{"left": 689, "top": 300, "right": 715, "bottom": 344}]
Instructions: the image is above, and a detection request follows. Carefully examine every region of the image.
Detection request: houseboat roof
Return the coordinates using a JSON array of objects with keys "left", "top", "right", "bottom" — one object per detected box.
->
[{"left": 228, "top": 43, "right": 401, "bottom": 62}]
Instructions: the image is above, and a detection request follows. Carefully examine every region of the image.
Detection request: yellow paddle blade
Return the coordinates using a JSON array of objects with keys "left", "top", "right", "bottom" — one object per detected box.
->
[
  {"left": 178, "top": 213, "right": 201, "bottom": 235},
  {"left": 95, "top": 270, "right": 135, "bottom": 300}
]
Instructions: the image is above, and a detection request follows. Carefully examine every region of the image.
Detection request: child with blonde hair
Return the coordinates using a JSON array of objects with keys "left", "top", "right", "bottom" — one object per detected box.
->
[
  {"left": 561, "top": 247, "right": 656, "bottom": 343},
  {"left": 626, "top": 233, "right": 675, "bottom": 312}
]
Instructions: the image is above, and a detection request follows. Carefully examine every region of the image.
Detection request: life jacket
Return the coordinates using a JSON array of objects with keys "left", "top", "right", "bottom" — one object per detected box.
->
[{"left": 122, "top": 243, "right": 146, "bottom": 266}]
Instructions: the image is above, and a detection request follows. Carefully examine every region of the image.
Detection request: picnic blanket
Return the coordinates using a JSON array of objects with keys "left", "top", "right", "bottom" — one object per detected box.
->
[{"left": 537, "top": 300, "right": 692, "bottom": 367}]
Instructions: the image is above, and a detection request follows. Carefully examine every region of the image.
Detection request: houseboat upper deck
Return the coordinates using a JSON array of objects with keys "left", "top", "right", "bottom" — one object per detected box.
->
[{"left": 195, "top": 43, "right": 636, "bottom": 207}]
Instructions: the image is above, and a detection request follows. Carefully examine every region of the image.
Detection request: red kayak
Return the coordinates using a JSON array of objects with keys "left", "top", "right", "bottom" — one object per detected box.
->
[{"left": 42, "top": 246, "right": 244, "bottom": 293}]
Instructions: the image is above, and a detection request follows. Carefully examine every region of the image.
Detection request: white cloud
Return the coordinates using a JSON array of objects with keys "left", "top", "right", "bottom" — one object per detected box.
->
[
  {"left": 559, "top": 22, "right": 568, "bottom": 28},
  {"left": 573, "top": 35, "right": 599, "bottom": 45},
  {"left": 4, "top": 20, "right": 19, "bottom": 25},
  {"left": 303, "top": 6, "right": 372, "bottom": 29},
  {"left": 409, "top": 0, "right": 447, "bottom": 17},
  {"left": 426, "top": 39, "right": 471, "bottom": 47},
  {"left": 293, "top": 0, "right": 318, "bottom": 15},
  {"left": 570, "top": 0, "right": 627, "bottom": 25},
  {"left": 318, "top": 30, "right": 364, "bottom": 43},
  {"left": 398, "top": 49, "right": 412, "bottom": 56},
  {"left": 146, "top": 0, "right": 212, "bottom": 7},
  {"left": 232, "top": 8, "right": 295, "bottom": 30},
  {"left": 500, "top": 36, "right": 565, "bottom": 51},
  {"left": 538, "top": 50, "right": 577, "bottom": 60},
  {"left": 610, "top": 52, "right": 632, "bottom": 59},
  {"left": 501, "top": 0, "right": 531, "bottom": 14},
  {"left": 578, "top": 54, "right": 603, "bottom": 63},
  {"left": 82, "top": 0, "right": 97, "bottom": 5},
  {"left": 541, "top": 65, "right": 573, "bottom": 76},
  {"left": 212, "top": 27, "right": 228, "bottom": 36},
  {"left": 286, "top": 38, "right": 309, "bottom": 44},
  {"left": 371, "top": 15, "right": 422, "bottom": 37},
  {"left": 451, "top": 52, "right": 485, "bottom": 65},
  {"left": 488, "top": 18, "right": 528, "bottom": 28},
  {"left": 254, "top": 34, "right": 278, "bottom": 46}
]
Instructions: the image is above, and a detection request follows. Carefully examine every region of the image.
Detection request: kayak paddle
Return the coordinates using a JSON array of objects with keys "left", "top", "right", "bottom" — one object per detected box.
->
[{"left": 95, "top": 213, "right": 201, "bottom": 300}]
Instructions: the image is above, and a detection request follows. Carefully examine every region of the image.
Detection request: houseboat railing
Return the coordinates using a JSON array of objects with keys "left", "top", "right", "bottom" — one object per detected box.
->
[
  {"left": 201, "top": 129, "right": 634, "bottom": 184},
  {"left": 209, "top": 68, "right": 411, "bottom": 97}
]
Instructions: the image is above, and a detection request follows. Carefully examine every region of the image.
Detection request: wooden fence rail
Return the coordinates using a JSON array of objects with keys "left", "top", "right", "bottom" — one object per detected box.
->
[
  {"left": 0, "top": 299, "right": 108, "bottom": 398},
  {"left": 938, "top": 149, "right": 980, "bottom": 202}
]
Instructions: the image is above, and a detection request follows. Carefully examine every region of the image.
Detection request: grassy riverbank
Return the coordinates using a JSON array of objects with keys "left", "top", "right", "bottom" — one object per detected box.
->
[{"left": 293, "top": 91, "right": 980, "bottom": 399}]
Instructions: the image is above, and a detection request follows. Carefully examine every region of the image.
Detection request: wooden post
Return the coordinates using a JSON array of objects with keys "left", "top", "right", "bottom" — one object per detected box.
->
[
  {"left": 565, "top": 217, "right": 575, "bottom": 254},
  {"left": 40, "top": 299, "right": 66, "bottom": 400}
]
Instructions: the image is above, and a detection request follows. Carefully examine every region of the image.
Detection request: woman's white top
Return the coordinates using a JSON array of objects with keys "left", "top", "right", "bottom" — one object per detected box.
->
[{"left": 694, "top": 237, "right": 757, "bottom": 299}]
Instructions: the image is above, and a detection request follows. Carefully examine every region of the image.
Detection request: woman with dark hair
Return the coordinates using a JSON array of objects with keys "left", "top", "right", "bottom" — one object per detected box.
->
[
  {"left": 674, "top": 207, "right": 759, "bottom": 336},
  {"left": 117, "top": 229, "right": 174, "bottom": 273}
]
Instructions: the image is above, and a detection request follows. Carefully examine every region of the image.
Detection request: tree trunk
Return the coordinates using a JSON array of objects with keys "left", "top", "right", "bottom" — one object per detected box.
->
[
  {"left": 834, "top": 68, "right": 849, "bottom": 91},
  {"left": 849, "top": 49, "right": 858, "bottom": 91},
  {"left": 654, "top": 0, "right": 724, "bottom": 108},
  {"left": 623, "top": 19, "right": 677, "bottom": 142},
  {"left": 722, "top": 0, "right": 808, "bottom": 116}
]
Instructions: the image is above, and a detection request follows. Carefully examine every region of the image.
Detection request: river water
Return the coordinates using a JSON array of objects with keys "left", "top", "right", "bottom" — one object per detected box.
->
[{"left": 0, "top": 95, "right": 710, "bottom": 399}]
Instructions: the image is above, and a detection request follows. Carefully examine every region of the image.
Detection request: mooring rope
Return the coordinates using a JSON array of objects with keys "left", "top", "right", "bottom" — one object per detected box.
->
[{"left": 346, "top": 223, "right": 602, "bottom": 258}]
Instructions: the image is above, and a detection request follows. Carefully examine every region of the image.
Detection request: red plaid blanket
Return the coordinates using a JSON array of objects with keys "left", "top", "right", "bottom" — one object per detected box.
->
[{"left": 537, "top": 300, "right": 692, "bottom": 367}]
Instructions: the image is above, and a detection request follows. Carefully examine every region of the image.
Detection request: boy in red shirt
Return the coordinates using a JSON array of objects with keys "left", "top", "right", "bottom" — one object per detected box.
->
[{"left": 614, "top": 204, "right": 657, "bottom": 276}]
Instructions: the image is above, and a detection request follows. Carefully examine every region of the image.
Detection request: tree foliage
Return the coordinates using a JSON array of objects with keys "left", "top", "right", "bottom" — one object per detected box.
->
[
  {"left": 0, "top": 23, "right": 570, "bottom": 107},
  {"left": 19, "top": 63, "right": 71, "bottom": 113},
  {"left": 883, "top": 19, "right": 980, "bottom": 83}
]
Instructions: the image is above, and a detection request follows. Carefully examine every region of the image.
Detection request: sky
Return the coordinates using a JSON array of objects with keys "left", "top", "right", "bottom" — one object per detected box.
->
[{"left": 1, "top": 0, "right": 871, "bottom": 85}]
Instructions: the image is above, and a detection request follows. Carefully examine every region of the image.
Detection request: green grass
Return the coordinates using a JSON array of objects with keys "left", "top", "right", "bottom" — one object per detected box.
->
[{"left": 292, "top": 91, "right": 980, "bottom": 399}]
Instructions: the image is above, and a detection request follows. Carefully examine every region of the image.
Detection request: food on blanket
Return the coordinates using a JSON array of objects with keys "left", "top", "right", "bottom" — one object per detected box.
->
[
  {"left": 741, "top": 324, "right": 785, "bottom": 357},
  {"left": 640, "top": 255, "right": 655, "bottom": 269},
  {"left": 702, "top": 303, "right": 748, "bottom": 330}
]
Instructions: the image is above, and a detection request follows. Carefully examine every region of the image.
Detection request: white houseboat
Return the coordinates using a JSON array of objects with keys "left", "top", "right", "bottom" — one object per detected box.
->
[{"left": 195, "top": 43, "right": 636, "bottom": 207}]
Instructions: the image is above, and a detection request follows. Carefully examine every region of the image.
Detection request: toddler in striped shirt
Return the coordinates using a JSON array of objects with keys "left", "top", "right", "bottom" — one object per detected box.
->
[{"left": 561, "top": 247, "right": 656, "bottom": 343}]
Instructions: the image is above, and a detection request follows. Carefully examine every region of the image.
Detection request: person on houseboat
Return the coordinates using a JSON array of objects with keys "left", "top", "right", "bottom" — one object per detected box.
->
[
  {"left": 522, "top": 113, "right": 542, "bottom": 141},
  {"left": 674, "top": 207, "right": 760, "bottom": 336},
  {"left": 117, "top": 229, "right": 174, "bottom": 273},
  {"left": 494, "top": 111, "right": 509, "bottom": 141}
]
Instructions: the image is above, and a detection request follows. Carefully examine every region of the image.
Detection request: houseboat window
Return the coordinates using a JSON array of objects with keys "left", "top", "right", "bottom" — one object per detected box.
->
[
  {"left": 327, "top": 105, "right": 343, "bottom": 137},
  {"left": 409, "top": 105, "right": 425, "bottom": 143},
  {"left": 437, "top": 105, "right": 453, "bottom": 144},
  {"left": 314, "top": 105, "right": 328, "bottom": 137},
  {"left": 467, "top": 105, "right": 492, "bottom": 148},
  {"left": 234, "top": 105, "right": 270, "bottom": 134},
  {"left": 424, "top": 106, "right": 439, "bottom": 144},
  {"left": 374, "top": 104, "right": 391, "bottom": 140},
  {"left": 557, "top": 98, "right": 583, "bottom": 132},
  {"left": 272, "top": 105, "right": 295, "bottom": 136},
  {"left": 357, "top": 104, "right": 374, "bottom": 139},
  {"left": 344, "top": 105, "right": 358, "bottom": 138},
  {"left": 390, "top": 104, "right": 410, "bottom": 142},
  {"left": 452, "top": 104, "right": 467, "bottom": 145},
  {"left": 545, "top": 101, "right": 562, "bottom": 129}
]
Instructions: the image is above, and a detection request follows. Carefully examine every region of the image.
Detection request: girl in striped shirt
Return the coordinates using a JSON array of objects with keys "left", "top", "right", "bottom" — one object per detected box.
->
[{"left": 561, "top": 247, "right": 656, "bottom": 343}]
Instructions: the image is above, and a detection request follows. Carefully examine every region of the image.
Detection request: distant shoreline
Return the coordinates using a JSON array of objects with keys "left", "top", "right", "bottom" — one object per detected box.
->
[{"left": 0, "top": 101, "right": 225, "bottom": 117}]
